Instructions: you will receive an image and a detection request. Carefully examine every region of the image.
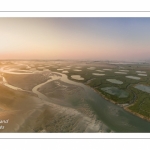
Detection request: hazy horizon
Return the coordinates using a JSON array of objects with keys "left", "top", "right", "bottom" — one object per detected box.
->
[{"left": 1, "top": 18, "right": 150, "bottom": 61}]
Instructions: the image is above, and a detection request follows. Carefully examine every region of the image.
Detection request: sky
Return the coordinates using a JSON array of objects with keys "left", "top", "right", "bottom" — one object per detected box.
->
[{"left": 0, "top": 17, "right": 150, "bottom": 61}]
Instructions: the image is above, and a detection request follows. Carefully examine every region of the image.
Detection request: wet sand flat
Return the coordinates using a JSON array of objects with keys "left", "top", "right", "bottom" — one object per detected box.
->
[
  {"left": 3, "top": 72, "right": 51, "bottom": 91},
  {"left": 33, "top": 80, "right": 107, "bottom": 132},
  {"left": 0, "top": 84, "right": 42, "bottom": 132},
  {"left": 0, "top": 81, "right": 104, "bottom": 133}
]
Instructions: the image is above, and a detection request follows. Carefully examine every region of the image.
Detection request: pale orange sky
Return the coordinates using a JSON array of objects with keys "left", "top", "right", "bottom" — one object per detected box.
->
[{"left": 0, "top": 18, "right": 150, "bottom": 61}]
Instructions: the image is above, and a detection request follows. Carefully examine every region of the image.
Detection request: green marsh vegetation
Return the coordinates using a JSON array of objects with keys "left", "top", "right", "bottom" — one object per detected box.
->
[{"left": 50, "top": 61, "right": 150, "bottom": 120}]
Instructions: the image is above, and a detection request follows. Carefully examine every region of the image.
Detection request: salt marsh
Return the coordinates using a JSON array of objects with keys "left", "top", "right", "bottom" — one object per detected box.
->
[{"left": 101, "top": 87, "right": 129, "bottom": 98}]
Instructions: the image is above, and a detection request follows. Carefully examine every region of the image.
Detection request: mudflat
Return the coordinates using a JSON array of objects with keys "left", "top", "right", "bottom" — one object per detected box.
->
[
  {"left": 3, "top": 72, "right": 51, "bottom": 91},
  {"left": 1, "top": 60, "right": 150, "bottom": 132}
]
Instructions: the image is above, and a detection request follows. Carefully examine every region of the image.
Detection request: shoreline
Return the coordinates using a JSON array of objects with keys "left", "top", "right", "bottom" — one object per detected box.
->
[
  {"left": 75, "top": 80, "right": 150, "bottom": 123},
  {"left": 90, "top": 85, "right": 150, "bottom": 122},
  {"left": 124, "top": 107, "right": 150, "bottom": 122}
]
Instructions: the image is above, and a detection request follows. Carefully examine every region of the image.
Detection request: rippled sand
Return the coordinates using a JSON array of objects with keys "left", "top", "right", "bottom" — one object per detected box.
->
[
  {"left": 0, "top": 84, "right": 42, "bottom": 132},
  {"left": 0, "top": 76, "right": 106, "bottom": 132}
]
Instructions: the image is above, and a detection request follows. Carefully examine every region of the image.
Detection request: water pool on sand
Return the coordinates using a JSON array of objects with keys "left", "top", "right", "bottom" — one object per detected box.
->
[
  {"left": 74, "top": 69, "right": 82, "bottom": 71},
  {"left": 136, "top": 71, "right": 146, "bottom": 74},
  {"left": 87, "top": 67, "right": 96, "bottom": 70},
  {"left": 63, "top": 68, "right": 70, "bottom": 70},
  {"left": 119, "top": 70, "right": 129, "bottom": 72},
  {"left": 115, "top": 72, "right": 127, "bottom": 74},
  {"left": 62, "top": 71, "right": 69, "bottom": 73},
  {"left": 71, "top": 75, "right": 84, "bottom": 80},
  {"left": 138, "top": 74, "right": 147, "bottom": 76},
  {"left": 106, "top": 79, "right": 123, "bottom": 84},
  {"left": 103, "top": 69, "right": 112, "bottom": 71},
  {"left": 92, "top": 73, "right": 105, "bottom": 76},
  {"left": 126, "top": 76, "right": 140, "bottom": 80},
  {"left": 134, "top": 84, "right": 150, "bottom": 94},
  {"left": 101, "top": 87, "right": 129, "bottom": 98},
  {"left": 96, "top": 70, "right": 104, "bottom": 72}
]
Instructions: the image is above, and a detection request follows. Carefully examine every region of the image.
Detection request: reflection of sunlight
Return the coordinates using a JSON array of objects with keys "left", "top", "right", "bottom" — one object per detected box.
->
[
  {"left": 2, "top": 76, "right": 22, "bottom": 91},
  {"left": 1, "top": 64, "right": 38, "bottom": 74}
]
